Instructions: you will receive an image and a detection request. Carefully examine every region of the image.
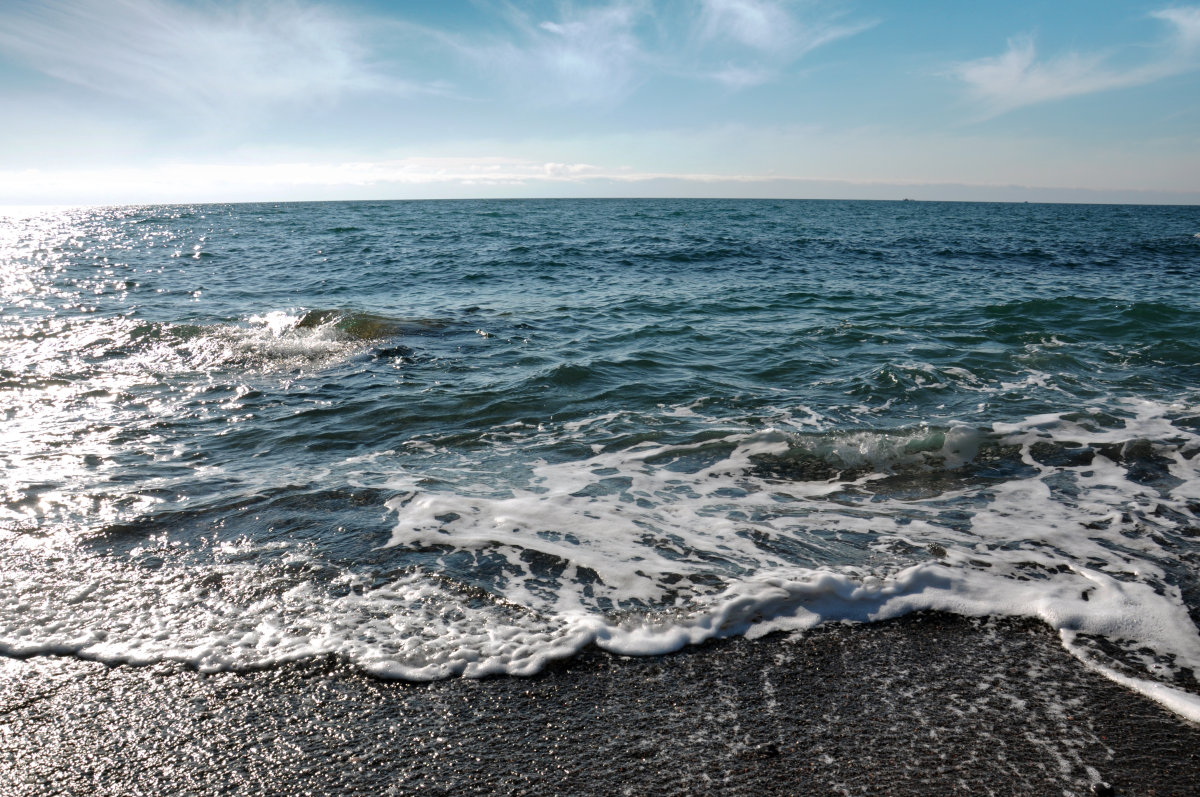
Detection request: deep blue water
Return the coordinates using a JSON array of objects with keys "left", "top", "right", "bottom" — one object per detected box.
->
[{"left": 3, "top": 199, "right": 1200, "bottom": 713}]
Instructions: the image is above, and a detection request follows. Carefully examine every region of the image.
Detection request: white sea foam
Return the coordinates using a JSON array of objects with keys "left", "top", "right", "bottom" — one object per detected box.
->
[
  {"left": 1, "top": 310, "right": 373, "bottom": 390},
  {"left": 171, "top": 310, "right": 371, "bottom": 372},
  {"left": 2, "top": 400, "right": 1200, "bottom": 721}
]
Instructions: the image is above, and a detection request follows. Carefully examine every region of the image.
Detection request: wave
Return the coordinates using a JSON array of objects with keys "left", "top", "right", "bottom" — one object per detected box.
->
[
  {"left": 3, "top": 401, "right": 1199, "bottom": 721},
  {"left": 2, "top": 309, "right": 442, "bottom": 383},
  {"left": 294, "top": 309, "right": 445, "bottom": 342}
]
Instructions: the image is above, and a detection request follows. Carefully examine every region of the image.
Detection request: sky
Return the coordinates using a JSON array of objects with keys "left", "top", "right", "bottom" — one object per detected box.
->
[{"left": 0, "top": 0, "right": 1198, "bottom": 205}]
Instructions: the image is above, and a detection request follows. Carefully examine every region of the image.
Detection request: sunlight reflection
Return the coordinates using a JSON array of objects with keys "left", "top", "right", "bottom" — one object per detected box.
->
[{"left": 1, "top": 205, "right": 377, "bottom": 556}]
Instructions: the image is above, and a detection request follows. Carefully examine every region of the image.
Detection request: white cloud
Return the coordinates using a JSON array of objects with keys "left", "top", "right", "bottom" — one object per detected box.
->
[
  {"left": 463, "top": 2, "right": 646, "bottom": 106},
  {"left": 0, "top": 0, "right": 399, "bottom": 115},
  {"left": 1153, "top": 6, "right": 1200, "bottom": 46},
  {"left": 699, "top": 0, "right": 798, "bottom": 53},
  {"left": 953, "top": 5, "right": 1200, "bottom": 117},
  {"left": 445, "top": 1, "right": 872, "bottom": 103},
  {"left": 955, "top": 36, "right": 1132, "bottom": 111},
  {"left": 693, "top": 0, "right": 875, "bottom": 88},
  {"left": 709, "top": 64, "right": 775, "bottom": 89},
  {"left": 699, "top": 0, "right": 868, "bottom": 57}
]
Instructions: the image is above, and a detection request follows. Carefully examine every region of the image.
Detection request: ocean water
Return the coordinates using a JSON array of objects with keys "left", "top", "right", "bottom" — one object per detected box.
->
[{"left": 2, "top": 198, "right": 1199, "bottom": 719}]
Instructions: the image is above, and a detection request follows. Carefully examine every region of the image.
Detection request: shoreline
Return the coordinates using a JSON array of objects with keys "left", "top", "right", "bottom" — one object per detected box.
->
[{"left": 3, "top": 612, "right": 1199, "bottom": 796}]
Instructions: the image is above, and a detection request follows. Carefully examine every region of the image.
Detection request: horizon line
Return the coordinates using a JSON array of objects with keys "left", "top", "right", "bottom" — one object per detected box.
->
[{"left": 4, "top": 194, "right": 1199, "bottom": 211}]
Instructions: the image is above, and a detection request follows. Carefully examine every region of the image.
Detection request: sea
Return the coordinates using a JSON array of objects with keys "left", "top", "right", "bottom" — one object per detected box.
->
[{"left": 2, "top": 198, "right": 1199, "bottom": 721}]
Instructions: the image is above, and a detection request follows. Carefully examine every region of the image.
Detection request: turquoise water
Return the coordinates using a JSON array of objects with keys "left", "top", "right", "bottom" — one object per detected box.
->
[{"left": 2, "top": 199, "right": 1199, "bottom": 715}]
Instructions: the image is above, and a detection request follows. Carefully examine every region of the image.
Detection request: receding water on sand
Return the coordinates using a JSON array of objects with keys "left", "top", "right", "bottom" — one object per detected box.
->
[{"left": 4, "top": 614, "right": 1199, "bottom": 796}]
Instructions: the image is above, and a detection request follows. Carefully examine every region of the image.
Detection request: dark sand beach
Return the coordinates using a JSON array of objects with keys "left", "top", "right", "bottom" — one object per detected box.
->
[{"left": 3, "top": 612, "right": 1198, "bottom": 796}]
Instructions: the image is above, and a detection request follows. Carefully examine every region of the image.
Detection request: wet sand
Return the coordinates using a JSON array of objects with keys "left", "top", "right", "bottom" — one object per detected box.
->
[{"left": 2, "top": 612, "right": 1199, "bottom": 796}]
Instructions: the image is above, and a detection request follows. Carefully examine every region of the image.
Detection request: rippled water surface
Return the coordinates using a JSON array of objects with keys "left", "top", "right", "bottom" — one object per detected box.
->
[{"left": 2, "top": 199, "right": 1200, "bottom": 717}]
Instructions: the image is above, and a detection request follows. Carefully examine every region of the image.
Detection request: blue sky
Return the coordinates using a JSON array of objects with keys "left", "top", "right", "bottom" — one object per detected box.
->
[{"left": 1, "top": 0, "right": 1198, "bottom": 204}]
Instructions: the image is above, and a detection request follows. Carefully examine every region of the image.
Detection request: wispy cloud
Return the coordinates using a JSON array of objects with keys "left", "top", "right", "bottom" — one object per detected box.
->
[
  {"left": 694, "top": 0, "right": 875, "bottom": 88},
  {"left": 1153, "top": 6, "right": 1200, "bottom": 45},
  {"left": 0, "top": 0, "right": 403, "bottom": 116},
  {"left": 442, "top": 1, "right": 873, "bottom": 102},
  {"left": 698, "top": 0, "right": 870, "bottom": 57},
  {"left": 952, "top": 5, "right": 1200, "bottom": 117},
  {"left": 709, "top": 64, "right": 776, "bottom": 90},
  {"left": 455, "top": 2, "right": 646, "bottom": 106},
  {"left": 699, "top": 0, "right": 798, "bottom": 53}
]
